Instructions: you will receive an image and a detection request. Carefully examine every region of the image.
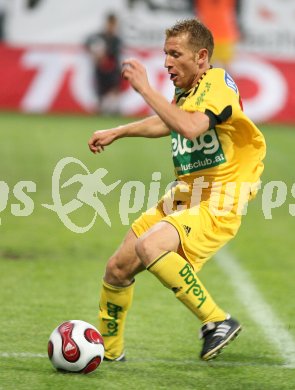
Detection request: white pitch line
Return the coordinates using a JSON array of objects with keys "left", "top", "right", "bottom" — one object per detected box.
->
[
  {"left": 215, "top": 248, "right": 295, "bottom": 368},
  {"left": 0, "top": 352, "right": 47, "bottom": 358},
  {"left": 1, "top": 250, "right": 295, "bottom": 369}
]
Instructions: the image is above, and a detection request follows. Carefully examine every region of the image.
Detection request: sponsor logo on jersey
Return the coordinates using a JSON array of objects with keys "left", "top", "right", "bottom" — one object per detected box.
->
[
  {"left": 171, "top": 129, "right": 226, "bottom": 174},
  {"left": 172, "top": 129, "right": 220, "bottom": 157}
]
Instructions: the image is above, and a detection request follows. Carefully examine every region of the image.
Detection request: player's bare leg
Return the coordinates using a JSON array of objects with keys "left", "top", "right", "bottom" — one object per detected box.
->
[
  {"left": 104, "top": 229, "right": 145, "bottom": 286},
  {"left": 135, "top": 221, "right": 241, "bottom": 361}
]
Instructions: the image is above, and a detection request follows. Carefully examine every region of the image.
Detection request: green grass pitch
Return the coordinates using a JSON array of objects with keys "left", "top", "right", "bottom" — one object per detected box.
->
[{"left": 0, "top": 112, "right": 294, "bottom": 389}]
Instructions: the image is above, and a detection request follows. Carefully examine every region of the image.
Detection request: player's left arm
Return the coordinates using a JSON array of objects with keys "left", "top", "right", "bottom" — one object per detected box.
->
[{"left": 122, "top": 58, "right": 210, "bottom": 140}]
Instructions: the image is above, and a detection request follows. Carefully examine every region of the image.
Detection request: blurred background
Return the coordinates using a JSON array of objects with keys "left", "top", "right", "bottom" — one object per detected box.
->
[
  {"left": 1, "top": 5, "right": 295, "bottom": 388},
  {"left": 0, "top": 0, "right": 294, "bottom": 122}
]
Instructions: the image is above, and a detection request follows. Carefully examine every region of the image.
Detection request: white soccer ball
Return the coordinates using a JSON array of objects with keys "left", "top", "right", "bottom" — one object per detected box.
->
[{"left": 48, "top": 320, "right": 104, "bottom": 374}]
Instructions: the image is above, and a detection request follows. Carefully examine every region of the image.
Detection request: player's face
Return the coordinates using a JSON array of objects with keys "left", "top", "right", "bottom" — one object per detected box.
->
[{"left": 164, "top": 34, "right": 200, "bottom": 90}]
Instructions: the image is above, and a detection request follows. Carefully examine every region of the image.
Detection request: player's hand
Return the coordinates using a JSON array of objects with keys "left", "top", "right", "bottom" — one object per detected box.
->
[
  {"left": 122, "top": 58, "right": 150, "bottom": 94},
  {"left": 88, "top": 129, "right": 117, "bottom": 154}
]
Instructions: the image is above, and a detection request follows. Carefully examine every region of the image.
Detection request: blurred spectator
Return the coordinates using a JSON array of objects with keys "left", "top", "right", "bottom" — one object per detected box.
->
[
  {"left": 26, "top": 0, "right": 43, "bottom": 8},
  {"left": 0, "top": 0, "right": 8, "bottom": 41},
  {"left": 195, "top": 0, "right": 240, "bottom": 68},
  {"left": 128, "top": 0, "right": 194, "bottom": 12},
  {"left": 85, "top": 13, "right": 122, "bottom": 115}
]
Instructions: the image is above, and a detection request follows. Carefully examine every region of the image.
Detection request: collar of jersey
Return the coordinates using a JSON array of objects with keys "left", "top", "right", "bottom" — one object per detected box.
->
[{"left": 175, "top": 65, "right": 213, "bottom": 103}]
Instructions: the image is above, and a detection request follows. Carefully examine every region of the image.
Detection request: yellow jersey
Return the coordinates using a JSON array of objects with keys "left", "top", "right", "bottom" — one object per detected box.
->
[{"left": 171, "top": 67, "right": 266, "bottom": 208}]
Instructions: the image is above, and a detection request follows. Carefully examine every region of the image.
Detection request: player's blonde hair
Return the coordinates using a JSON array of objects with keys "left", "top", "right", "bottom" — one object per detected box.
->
[{"left": 165, "top": 18, "right": 214, "bottom": 60}]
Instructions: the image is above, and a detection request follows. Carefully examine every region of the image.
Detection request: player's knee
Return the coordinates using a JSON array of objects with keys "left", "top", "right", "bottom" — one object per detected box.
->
[
  {"left": 105, "top": 256, "right": 131, "bottom": 286},
  {"left": 135, "top": 236, "right": 153, "bottom": 265}
]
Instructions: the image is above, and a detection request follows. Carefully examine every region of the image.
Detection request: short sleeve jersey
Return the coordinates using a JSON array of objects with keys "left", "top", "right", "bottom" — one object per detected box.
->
[{"left": 171, "top": 67, "right": 266, "bottom": 190}]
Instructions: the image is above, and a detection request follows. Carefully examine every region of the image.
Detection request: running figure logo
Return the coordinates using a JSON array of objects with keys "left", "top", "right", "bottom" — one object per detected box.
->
[{"left": 43, "top": 157, "right": 121, "bottom": 233}]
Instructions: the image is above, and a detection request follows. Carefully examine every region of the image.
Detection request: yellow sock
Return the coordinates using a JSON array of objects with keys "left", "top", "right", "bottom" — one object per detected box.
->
[
  {"left": 98, "top": 280, "right": 134, "bottom": 360},
  {"left": 147, "top": 251, "right": 226, "bottom": 324}
]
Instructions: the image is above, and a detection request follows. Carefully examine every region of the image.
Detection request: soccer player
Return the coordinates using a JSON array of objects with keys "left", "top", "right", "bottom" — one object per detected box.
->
[{"left": 88, "top": 19, "right": 266, "bottom": 361}]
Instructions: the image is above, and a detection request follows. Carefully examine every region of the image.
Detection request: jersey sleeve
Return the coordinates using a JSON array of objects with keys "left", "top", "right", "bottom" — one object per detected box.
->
[{"left": 182, "top": 69, "right": 242, "bottom": 127}]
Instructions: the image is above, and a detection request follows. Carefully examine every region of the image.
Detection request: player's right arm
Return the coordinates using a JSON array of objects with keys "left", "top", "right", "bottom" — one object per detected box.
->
[{"left": 88, "top": 115, "right": 170, "bottom": 154}]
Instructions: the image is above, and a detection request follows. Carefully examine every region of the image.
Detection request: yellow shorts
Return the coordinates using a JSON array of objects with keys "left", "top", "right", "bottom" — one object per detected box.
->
[{"left": 132, "top": 195, "right": 241, "bottom": 272}]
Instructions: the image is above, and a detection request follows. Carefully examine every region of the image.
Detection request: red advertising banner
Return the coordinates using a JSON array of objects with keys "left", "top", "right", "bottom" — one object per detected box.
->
[
  {"left": 0, "top": 44, "right": 97, "bottom": 114},
  {"left": 0, "top": 44, "right": 295, "bottom": 123}
]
